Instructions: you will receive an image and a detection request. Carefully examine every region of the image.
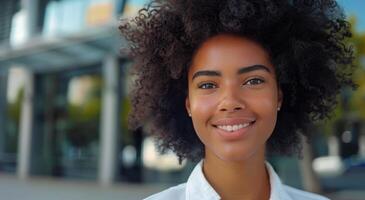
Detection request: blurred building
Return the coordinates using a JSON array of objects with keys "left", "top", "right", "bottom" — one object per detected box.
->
[
  {"left": 0, "top": 0, "right": 364, "bottom": 196},
  {"left": 0, "top": 0, "right": 193, "bottom": 186}
]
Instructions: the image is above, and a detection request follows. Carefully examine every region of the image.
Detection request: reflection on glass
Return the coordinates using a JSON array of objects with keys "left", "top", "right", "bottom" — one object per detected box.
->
[
  {"left": 42, "top": 0, "right": 123, "bottom": 37},
  {"left": 122, "top": 0, "right": 150, "bottom": 18},
  {"left": 31, "top": 67, "right": 101, "bottom": 179},
  {"left": 0, "top": 68, "right": 25, "bottom": 173}
]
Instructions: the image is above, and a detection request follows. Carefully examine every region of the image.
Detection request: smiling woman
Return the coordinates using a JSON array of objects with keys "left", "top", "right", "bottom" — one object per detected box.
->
[
  {"left": 186, "top": 35, "right": 281, "bottom": 164},
  {"left": 119, "top": 0, "right": 355, "bottom": 200}
]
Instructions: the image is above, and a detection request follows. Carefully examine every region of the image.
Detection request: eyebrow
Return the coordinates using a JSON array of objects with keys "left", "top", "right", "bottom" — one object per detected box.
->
[{"left": 192, "top": 64, "right": 271, "bottom": 80}]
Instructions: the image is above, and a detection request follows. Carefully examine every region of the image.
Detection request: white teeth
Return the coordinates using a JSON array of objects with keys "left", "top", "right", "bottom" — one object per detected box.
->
[{"left": 217, "top": 123, "right": 251, "bottom": 132}]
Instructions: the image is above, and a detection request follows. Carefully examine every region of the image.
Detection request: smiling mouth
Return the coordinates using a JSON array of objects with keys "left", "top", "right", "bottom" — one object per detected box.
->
[{"left": 213, "top": 121, "right": 256, "bottom": 132}]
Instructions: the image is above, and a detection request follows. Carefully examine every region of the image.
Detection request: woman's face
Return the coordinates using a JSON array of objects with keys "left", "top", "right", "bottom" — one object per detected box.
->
[{"left": 186, "top": 34, "right": 282, "bottom": 162}]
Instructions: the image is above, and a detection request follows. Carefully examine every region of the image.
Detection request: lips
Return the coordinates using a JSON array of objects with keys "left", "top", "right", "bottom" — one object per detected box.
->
[
  {"left": 212, "top": 117, "right": 256, "bottom": 140},
  {"left": 212, "top": 117, "right": 256, "bottom": 127},
  {"left": 216, "top": 123, "right": 251, "bottom": 132}
]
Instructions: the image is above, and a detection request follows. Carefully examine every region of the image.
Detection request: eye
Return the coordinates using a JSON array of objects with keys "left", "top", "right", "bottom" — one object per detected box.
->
[
  {"left": 198, "top": 82, "right": 217, "bottom": 89},
  {"left": 245, "top": 78, "right": 265, "bottom": 86}
]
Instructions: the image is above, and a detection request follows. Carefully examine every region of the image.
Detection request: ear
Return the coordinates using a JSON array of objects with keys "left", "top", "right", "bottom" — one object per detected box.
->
[{"left": 185, "top": 95, "right": 191, "bottom": 116}]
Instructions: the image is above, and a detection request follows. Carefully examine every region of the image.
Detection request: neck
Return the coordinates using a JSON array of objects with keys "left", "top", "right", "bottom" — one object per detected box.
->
[{"left": 203, "top": 149, "right": 271, "bottom": 200}]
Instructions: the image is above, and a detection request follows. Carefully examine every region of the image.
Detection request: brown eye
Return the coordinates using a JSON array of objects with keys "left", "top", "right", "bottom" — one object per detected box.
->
[
  {"left": 198, "top": 82, "right": 217, "bottom": 89},
  {"left": 245, "top": 78, "right": 264, "bottom": 85}
]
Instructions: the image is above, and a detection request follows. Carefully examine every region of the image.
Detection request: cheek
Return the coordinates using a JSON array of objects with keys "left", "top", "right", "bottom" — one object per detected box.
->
[
  {"left": 248, "top": 86, "right": 279, "bottom": 109},
  {"left": 257, "top": 99, "right": 278, "bottom": 126},
  {"left": 246, "top": 89, "right": 279, "bottom": 130},
  {"left": 254, "top": 96, "right": 277, "bottom": 114},
  {"left": 189, "top": 96, "right": 217, "bottom": 144},
  {"left": 190, "top": 95, "right": 217, "bottom": 123}
]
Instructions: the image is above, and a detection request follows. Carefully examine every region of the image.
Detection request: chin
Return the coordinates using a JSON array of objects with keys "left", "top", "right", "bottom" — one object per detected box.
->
[{"left": 214, "top": 147, "right": 259, "bottom": 163}]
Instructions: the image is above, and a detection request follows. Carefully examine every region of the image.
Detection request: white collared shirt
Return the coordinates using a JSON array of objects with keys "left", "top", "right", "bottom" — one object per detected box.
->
[{"left": 144, "top": 160, "right": 330, "bottom": 200}]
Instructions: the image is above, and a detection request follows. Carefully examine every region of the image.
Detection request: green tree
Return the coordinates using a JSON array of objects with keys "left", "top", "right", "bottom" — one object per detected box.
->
[
  {"left": 66, "top": 76, "right": 102, "bottom": 147},
  {"left": 349, "top": 17, "right": 365, "bottom": 118}
]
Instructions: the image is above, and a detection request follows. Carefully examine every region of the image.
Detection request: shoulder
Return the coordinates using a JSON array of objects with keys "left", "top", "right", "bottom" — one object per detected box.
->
[
  {"left": 283, "top": 185, "right": 330, "bottom": 200},
  {"left": 143, "top": 183, "right": 186, "bottom": 200}
]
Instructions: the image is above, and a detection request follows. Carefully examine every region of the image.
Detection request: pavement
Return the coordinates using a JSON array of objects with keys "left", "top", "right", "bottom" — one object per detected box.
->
[
  {"left": 1, "top": 173, "right": 365, "bottom": 200},
  {"left": 325, "top": 191, "right": 365, "bottom": 200},
  {"left": 0, "top": 174, "right": 168, "bottom": 200}
]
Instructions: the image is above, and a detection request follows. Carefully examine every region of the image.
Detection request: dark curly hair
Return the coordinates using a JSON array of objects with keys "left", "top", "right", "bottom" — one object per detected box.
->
[{"left": 119, "top": 0, "right": 355, "bottom": 162}]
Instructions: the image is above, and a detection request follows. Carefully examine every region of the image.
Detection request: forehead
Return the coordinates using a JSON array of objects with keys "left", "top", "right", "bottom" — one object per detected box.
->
[{"left": 190, "top": 34, "right": 273, "bottom": 73}]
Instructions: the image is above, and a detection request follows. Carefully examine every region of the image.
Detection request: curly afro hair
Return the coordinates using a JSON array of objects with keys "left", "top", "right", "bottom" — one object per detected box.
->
[{"left": 119, "top": 0, "right": 355, "bottom": 162}]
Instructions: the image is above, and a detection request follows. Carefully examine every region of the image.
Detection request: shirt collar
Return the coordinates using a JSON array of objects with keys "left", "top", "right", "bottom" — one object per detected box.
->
[
  {"left": 265, "top": 161, "right": 293, "bottom": 200},
  {"left": 185, "top": 160, "right": 293, "bottom": 200},
  {"left": 186, "top": 160, "right": 220, "bottom": 200}
]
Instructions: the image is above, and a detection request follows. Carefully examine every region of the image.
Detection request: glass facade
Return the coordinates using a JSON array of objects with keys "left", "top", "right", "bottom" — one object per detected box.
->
[
  {"left": 0, "top": 68, "right": 25, "bottom": 173},
  {"left": 30, "top": 66, "right": 102, "bottom": 179}
]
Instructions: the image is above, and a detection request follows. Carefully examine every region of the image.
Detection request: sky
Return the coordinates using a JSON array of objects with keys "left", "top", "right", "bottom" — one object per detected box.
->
[{"left": 338, "top": 0, "right": 365, "bottom": 33}]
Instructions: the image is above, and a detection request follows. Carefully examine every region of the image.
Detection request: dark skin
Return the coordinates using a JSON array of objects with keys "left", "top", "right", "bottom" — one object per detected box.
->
[{"left": 185, "top": 34, "right": 282, "bottom": 200}]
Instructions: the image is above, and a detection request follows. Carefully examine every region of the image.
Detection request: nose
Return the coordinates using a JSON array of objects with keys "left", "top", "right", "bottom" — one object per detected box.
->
[{"left": 218, "top": 86, "right": 245, "bottom": 113}]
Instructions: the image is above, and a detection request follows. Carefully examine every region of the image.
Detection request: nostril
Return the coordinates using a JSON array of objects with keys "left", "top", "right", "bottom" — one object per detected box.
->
[{"left": 219, "top": 107, "right": 242, "bottom": 112}]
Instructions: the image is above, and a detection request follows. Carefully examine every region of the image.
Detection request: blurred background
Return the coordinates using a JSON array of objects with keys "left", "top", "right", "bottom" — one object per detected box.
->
[{"left": 0, "top": 0, "right": 364, "bottom": 200}]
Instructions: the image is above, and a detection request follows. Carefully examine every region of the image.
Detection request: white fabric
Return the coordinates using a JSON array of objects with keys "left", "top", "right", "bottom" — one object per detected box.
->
[{"left": 144, "top": 160, "right": 329, "bottom": 200}]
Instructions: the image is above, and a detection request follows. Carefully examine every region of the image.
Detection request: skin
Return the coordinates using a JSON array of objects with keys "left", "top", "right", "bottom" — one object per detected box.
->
[{"left": 185, "top": 34, "right": 282, "bottom": 200}]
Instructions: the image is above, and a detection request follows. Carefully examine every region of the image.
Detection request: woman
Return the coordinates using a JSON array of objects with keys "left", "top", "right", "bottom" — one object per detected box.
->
[{"left": 120, "top": 0, "right": 355, "bottom": 199}]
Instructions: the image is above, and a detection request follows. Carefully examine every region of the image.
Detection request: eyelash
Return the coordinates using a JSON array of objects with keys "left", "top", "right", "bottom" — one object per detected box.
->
[
  {"left": 245, "top": 78, "right": 265, "bottom": 85},
  {"left": 197, "top": 78, "right": 265, "bottom": 89},
  {"left": 198, "top": 82, "right": 217, "bottom": 89}
]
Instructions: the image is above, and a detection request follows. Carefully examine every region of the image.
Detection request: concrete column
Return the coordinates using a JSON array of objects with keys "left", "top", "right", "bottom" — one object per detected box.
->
[
  {"left": 0, "top": 71, "right": 8, "bottom": 154},
  {"left": 328, "top": 135, "right": 339, "bottom": 156},
  {"left": 21, "top": 0, "right": 39, "bottom": 37},
  {"left": 299, "top": 134, "right": 322, "bottom": 193},
  {"left": 98, "top": 55, "right": 120, "bottom": 186},
  {"left": 16, "top": 0, "right": 38, "bottom": 179},
  {"left": 17, "top": 70, "right": 34, "bottom": 179}
]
